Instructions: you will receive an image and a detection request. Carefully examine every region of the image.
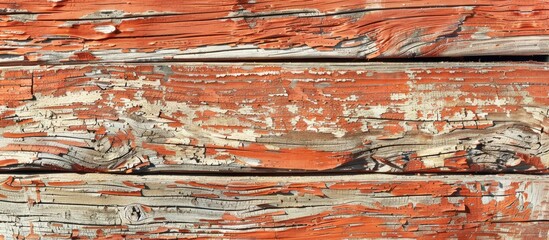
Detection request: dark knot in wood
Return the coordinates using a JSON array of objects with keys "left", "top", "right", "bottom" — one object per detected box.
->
[{"left": 124, "top": 204, "right": 147, "bottom": 223}]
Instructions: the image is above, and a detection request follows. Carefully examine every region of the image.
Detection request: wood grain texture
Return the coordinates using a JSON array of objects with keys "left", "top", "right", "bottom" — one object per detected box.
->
[
  {"left": 0, "top": 0, "right": 548, "bottom": 64},
  {"left": 0, "top": 62, "right": 547, "bottom": 173},
  {"left": 0, "top": 174, "right": 546, "bottom": 239}
]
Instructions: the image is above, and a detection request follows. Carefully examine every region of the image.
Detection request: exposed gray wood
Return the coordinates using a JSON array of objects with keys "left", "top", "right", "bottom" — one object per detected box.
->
[
  {"left": 0, "top": 1, "right": 546, "bottom": 239},
  {"left": 0, "top": 174, "right": 546, "bottom": 239},
  {"left": 1, "top": 62, "right": 548, "bottom": 173}
]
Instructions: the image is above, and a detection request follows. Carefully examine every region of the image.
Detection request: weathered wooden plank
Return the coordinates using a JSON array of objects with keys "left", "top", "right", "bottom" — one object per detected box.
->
[
  {"left": 0, "top": 174, "right": 546, "bottom": 239},
  {"left": 0, "top": 62, "right": 547, "bottom": 173},
  {"left": 0, "top": 0, "right": 548, "bottom": 64}
]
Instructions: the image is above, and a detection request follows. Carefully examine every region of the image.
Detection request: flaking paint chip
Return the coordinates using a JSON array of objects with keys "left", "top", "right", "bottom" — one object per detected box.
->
[{"left": 94, "top": 25, "right": 117, "bottom": 34}]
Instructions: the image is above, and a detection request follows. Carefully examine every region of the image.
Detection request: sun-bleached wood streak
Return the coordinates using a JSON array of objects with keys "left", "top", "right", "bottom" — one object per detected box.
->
[{"left": 0, "top": 174, "right": 546, "bottom": 239}]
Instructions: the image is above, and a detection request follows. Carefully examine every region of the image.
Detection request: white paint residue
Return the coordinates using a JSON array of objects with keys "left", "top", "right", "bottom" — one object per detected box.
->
[
  {"left": 286, "top": 105, "right": 299, "bottom": 114},
  {"left": 390, "top": 93, "right": 407, "bottom": 101},
  {"left": 94, "top": 25, "right": 117, "bottom": 34}
]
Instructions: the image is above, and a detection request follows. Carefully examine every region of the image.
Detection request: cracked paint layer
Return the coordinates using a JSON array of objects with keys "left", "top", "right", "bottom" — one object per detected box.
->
[
  {"left": 0, "top": 174, "right": 546, "bottom": 239},
  {"left": 0, "top": 62, "right": 547, "bottom": 173},
  {"left": 0, "top": 0, "right": 548, "bottom": 64}
]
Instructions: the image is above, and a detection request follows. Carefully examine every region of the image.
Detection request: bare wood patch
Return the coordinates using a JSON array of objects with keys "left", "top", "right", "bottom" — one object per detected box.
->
[
  {"left": 0, "top": 174, "right": 546, "bottom": 239},
  {"left": 0, "top": 62, "right": 547, "bottom": 173}
]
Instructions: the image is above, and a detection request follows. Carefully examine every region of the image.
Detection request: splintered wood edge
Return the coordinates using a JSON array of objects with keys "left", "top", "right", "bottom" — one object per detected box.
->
[
  {"left": 0, "top": 173, "right": 546, "bottom": 239},
  {"left": 0, "top": 62, "right": 548, "bottom": 173},
  {"left": 0, "top": 0, "right": 548, "bottom": 64}
]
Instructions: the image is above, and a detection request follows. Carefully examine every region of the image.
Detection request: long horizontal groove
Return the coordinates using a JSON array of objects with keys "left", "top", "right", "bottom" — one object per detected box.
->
[
  {"left": 1, "top": 55, "right": 548, "bottom": 67},
  {"left": 1, "top": 169, "right": 547, "bottom": 176},
  {"left": 3, "top": 4, "right": 488, "bottom": 20},
  {"left": 0, "top": 173, "right": 546, "bottom": 239},
  {"left": 0, "top": 62, "right": 547, "bottom": 174},
  {"left": 0, "top": 0, "right": 547, "bottom": 64},
  {"left": 0, "top": 60, "right": 548, "bottom": 69},
  {"left": 0, "top": 173, "right": 545, "bottom": 181}
]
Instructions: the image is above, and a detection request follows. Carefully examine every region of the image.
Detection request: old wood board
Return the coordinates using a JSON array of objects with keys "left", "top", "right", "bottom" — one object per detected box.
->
[
  {"left": 0, "top": 174, "right": 546, "bottom": 239},
  {"left": 0, "top": 62, "right": 547, "bottom": 173},
  {"left": 0, "top": 0, "right": 548, "bottom": 239},
  {"left": 0, "top": 0, "right": 548, "bottom": 64}
]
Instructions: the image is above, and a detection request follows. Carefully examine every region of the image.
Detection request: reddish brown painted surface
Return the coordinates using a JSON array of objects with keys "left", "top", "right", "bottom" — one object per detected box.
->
[
  {"left": 0, "top": 174, "right": 546, "bottom": 239},
  {"left": 0, "top": 0, "right": 547, "bottom": 64},
  {"left": 0, "top": 1, "right": 547, "bottom": 238},
  {"left": 0, "top": 62, "right": 547, "bottom": 173}
]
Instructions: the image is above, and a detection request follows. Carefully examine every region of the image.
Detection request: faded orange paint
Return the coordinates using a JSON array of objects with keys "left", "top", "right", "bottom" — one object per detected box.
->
[
  {"left": 47, "top": 180, "right": 86, "bottom": 186},
  {"left": 0, "top": 63, "right": 547, "bottom": 173},
  {"left": 227, "top": 144, "right": 353, "bottom": 170},
  {"left": 122, "top": 181, "right": 146, "bottom": 189},
  {"left": 3, "top": 173, "right": 543, "bottom": 239},
  {"left": 0, "top": 159, "right": 18, "bottom": 167},
  {"left": 0, "top": 144, "right": 69, "bottom": 156},
  {"left": 0, "top": 1, "right": 546, "bottom": 239},
  {"left": 163, "top": 178, "right": 547, "bottom": 239},
  {"left": 0, "top": 0, "right": 546, "bottom": 64},
  {"left": 2, "top": 132, "right": 47, "bottom": 138}
]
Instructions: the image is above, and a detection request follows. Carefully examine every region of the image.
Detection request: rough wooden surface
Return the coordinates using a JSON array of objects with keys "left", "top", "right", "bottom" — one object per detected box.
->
[
  {"left": 0, "top": 0, "right": 548, "bottom": 64},
  {"left": 0, "top": 174, "right": 545, "bottom": 239},
  {"left": 1, "top": 1, "right": 547, "bottom": 238},
  {"left": 0, "top": 62, "right": 547, "bottom": 173}
]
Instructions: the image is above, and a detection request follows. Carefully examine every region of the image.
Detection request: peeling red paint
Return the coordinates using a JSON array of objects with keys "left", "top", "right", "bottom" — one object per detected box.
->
[
  {"left": 0, "top": 174, "right": 544, "bottom": 238},
  {"left": 0, "top": 0, "right": 546, "bottom": 64},
  {"left": 0, "top": 63, "right": 547, "bottom": 173},
  {"left": 47, "top": 180, "right": 86, "bottom": 186},
  {"left": 0, "top": 159, "right": 18, "bottom": 167},
  {"left": 2, "top": 132, "right": 47, "bottom": 138},
  {"left": 227, "top": 144, "right": 353, "bottom": 170}
]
